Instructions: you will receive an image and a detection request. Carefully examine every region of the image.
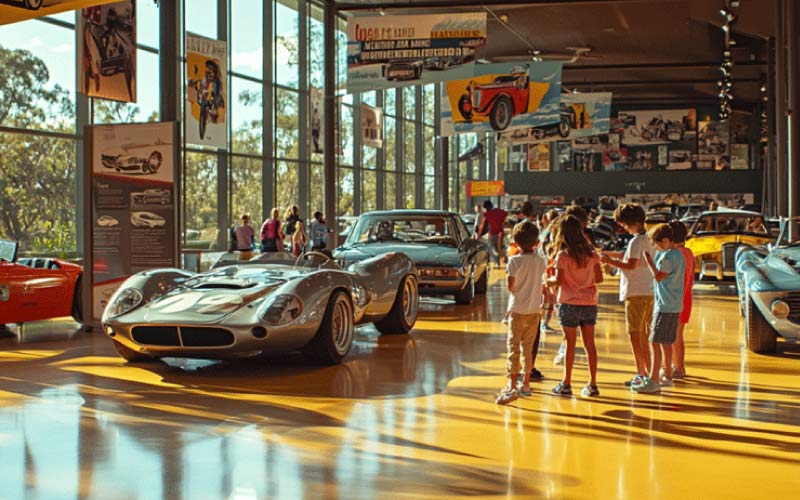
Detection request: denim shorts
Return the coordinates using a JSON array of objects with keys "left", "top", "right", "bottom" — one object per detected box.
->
[
  {"left": 650, "top": 312, "right": 679, "bottom": 344},
  {"left": 558, "top": 304, "right": 598, "bottom": 328}
]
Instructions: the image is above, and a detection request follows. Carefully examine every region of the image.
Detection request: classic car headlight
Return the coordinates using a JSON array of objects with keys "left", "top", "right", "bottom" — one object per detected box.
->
[
  {"left": 261, "top": 294, "right": 303, "bottom": 325},
  {"left": 771, "top": 300, "right": 790, "bottom": 319},
  {"left": 418, "top": 267, "right": 463, "bottom": 278},
  {"left": 105, "top": 288, "right": 143, "bottom": 318}
]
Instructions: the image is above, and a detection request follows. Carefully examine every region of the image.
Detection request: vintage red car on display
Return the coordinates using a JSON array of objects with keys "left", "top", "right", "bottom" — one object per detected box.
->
[
  {"left": 0, "top": 240, "right": 83, "bottom": 327},
  {"left": 457, "top": 66, "right": 530, "bottom": 131}
]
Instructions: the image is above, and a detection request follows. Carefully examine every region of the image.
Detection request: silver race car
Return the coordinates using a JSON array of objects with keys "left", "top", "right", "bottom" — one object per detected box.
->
[{"left": 102, "top": 251, "right": 419, "bottom": 365}]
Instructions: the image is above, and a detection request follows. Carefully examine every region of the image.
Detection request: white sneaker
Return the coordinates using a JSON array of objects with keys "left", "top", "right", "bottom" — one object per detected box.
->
[
  {"left": 660, "top": 376, "right": 673, "bottom": 387},
  {"left": 553, "top": 351, "right": 565, "bottom": 366}
]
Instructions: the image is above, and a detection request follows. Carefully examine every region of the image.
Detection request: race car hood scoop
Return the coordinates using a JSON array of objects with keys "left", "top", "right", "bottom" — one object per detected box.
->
[
  {"left": 193, "top": 279, "right": 260, "bottom": 290},
  {"left": 137, "top": 284, "right": 278, "bottom": 324}
]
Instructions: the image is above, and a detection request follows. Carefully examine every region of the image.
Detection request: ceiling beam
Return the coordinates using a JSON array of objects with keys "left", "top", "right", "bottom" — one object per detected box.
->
[
  {"left": 334, "top": 0, "right": 680, "bottom": 13},
  {"left": 564, "top": 78, "right": 762, "bottom": 86},
  {"left": 564, "top": 61, "right": 767, "bottom": 71}
]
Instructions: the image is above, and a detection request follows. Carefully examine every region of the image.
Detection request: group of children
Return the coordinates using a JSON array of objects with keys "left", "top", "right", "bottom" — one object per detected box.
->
[{"left": 497, "top": 203, "right": 694, "bottom": 404}]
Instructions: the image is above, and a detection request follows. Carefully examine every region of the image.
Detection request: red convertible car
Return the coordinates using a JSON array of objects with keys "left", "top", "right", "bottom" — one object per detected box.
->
[
  {"left": 458, "top": 66, "right": 530, "bottom": 131},
  {"left": 0, "top": 240, "right": 83, "bottom": 326}
]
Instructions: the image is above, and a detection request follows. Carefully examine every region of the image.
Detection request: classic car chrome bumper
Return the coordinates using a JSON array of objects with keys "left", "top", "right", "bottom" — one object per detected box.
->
[{"left": 417, "top": 275, "right": 469, "bottom": 293}]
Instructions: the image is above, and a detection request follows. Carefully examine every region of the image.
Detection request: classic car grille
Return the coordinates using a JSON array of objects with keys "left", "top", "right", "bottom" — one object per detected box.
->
[
  {"left": 180, "top": 327, "right": 235, "bottom": 347},
  {"left": 785, "top": 292, "right": 800, "bottom": 324},
  {"left": 721, "top": 243, "right": 741, "bottom": 273},
  {"left": 132, "top": 326, "right": 180, "bottom": 346},
  {"left": 131, "top": 326, "right": 234, "bottom": 347}
]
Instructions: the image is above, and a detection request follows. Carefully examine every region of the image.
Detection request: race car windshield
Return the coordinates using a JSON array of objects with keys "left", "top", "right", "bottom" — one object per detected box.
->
[{"left": 348, "top": 216, "right": 459, "bottom": 246}]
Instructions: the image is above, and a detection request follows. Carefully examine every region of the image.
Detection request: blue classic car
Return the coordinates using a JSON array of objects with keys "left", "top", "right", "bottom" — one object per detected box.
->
[
  {"left": 333, "top": 210, "right": 490, "bottom": 305},
  {"left": 735, "top": 217, "right": 800, "bottom": 353}
]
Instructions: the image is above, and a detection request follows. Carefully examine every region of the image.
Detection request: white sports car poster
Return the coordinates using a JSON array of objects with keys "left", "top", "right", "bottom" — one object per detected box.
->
[
  {"left": 361, "top": 104, "right": 383, "bottom": 149},
  {"left": 0, "top": 0, "right": 117, "bottom": 26},
  {"left": 185, "top": 34, "right": 227, "bottom": 148}
]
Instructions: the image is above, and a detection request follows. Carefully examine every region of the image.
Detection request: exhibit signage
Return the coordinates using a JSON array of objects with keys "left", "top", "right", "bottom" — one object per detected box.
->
[
  {"left": 618, "top": 108, "right": 697, "bottom": 170},
  {"left": 467, "top": 180, "right": 505, "bottom": 197},
  {"left": 361, "top": 103, "right": 384, "bottom": 148},
  {"left": 185, "top": 33, "right": 227, "bottom": 148},
  {"left": 77, "top": 1, "right": 136, "bottom": 103},
  {"left": 346, "top": 12, "right": 486, "bottom": 93},
  {"left": 310, "top": 86, "right": 324, "bottom": 154},
  {"left": 441, "top": 62, "right": 564, "bottom": 135},
  {"left": 86, "top": 122, "right": 178, "bottom": 321},
  {"left": 0, "top": 0, "right": 118, "bottom": 26},
  {"left": 498, "top": 92, "right": 612, "bottom": 146}
]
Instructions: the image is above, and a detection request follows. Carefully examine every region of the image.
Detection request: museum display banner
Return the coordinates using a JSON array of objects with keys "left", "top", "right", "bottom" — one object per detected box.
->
[
  {"left": 361, "top": 103, "right": 384, "bottom": 148},
  {"left": 310, "top": 86, "right": 324, "bottom": 154},
  {"left": 0, "top": 0, "right": 118, "bottom": 26},
  {"left": 185, "top": 34, "right": 227, "bottom": 148},
  {"left": 85, "top": 122, "right": 178, "bottom": 322},
  {"left": 346, "top": 12, "right": 486, "bottom": 93},
  {"left": 441, "top": 62, "right": 564, "bottom": 135},
  {"left": 499, "top": 92, "right": 611, "bottom": 146},
  {"left": 467, "top": 180, "right": 504, "bottom": 197},
  {"left": 77, "top": 1, "right": 136, "bottom": 103}
]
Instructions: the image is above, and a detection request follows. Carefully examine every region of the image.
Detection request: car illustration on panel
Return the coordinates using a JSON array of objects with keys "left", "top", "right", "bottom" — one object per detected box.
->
[
  {"left": 333, "top": 210, "right": 490, "bottom": 305},
  {"left": 2, "top": 0, "right": 59, "bottom": 10},
  {"left": 735, "top": 217, "right": 800, "bottom": 353},
  {"left": 97, "top": 215, "right": 119, "bottom": 227},
  {"left": 101, "top": 143, "right": 164, "bottom": 174},
  {"left": 685, "top": 210, "right": 773, "bottom": 280},
  {"left": 458, "top": 66, "right": 531, "bottom": 131},
  {"left": 0, "top": 239, "right": 83, "bottom": 326},
  {"left": 130, "top": 211, "right": 166, "bottom": 228},
  {"left": 130, "top": 188, "right": 170, "bottom": 205},
  {"left": 102, "top": 251, "right": 419, "bottom": 365},
  {"left": 381, "top": 60, "right": 423, "bottom": 82}
]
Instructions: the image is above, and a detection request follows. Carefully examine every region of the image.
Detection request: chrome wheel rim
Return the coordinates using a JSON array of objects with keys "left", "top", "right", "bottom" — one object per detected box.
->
[
  {"left": 402, "top": 277, "right": 418, "bottom": 325},
  {"left": 332, "top": 297, "right": 353, "bottom": 355},
  {"left": 497, "top": 101, "right": 509, "bottom": 127}
]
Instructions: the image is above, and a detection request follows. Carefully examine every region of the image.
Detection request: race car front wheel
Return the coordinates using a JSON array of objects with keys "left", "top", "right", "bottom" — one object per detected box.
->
[{"left": 303, "top": 291, "right": 354, "bottom": 364}]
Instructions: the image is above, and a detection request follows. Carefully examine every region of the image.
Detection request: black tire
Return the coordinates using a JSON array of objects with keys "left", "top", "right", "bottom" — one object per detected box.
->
[
  {"left": 458, "top": 94, "right": 473, "bottom": 120},
  {"left": 375, "top": 275, "right": 419, "bottom": 335},
  {"left": 474, "top": 266, "right": 488, "bottom": 294},
  {"left": 558, "top": 116, "right": 571, "bottom": 137},
  {"left": 454, "top": 275, "right": 475, "bottom": 305},
  {"left": 113, "top": 341, "right": 153, "bottom": 362},
  {"left": 489, "top": 96, "right": 514, "bottom": 131},
  {"left": 71, "top": 275, "right": 83, "bottom": 324},
  {"left": 303, "top": 291, "right": 354, "bottom": 365},
  {"left": 146, "top": 151, "right": 162, "bottom": 174},
  {"left": 746, "top": 298, "right": 778, "bottom": 354}
]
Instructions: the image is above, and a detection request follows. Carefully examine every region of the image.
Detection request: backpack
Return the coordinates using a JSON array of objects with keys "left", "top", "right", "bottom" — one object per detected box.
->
[{"left": 285, "top": 216, "right": 298, "bottom": 236}]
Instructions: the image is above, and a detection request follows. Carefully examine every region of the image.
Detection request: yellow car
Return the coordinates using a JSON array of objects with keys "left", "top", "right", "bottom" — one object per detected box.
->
[{"left": 685, "top": 210, "right": 773, "bottom": 280}]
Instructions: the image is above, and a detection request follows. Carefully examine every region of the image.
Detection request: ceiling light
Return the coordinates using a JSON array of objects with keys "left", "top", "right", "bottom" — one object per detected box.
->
[{"left": 761, "top": 83, "right": 767, "bottom": 92}]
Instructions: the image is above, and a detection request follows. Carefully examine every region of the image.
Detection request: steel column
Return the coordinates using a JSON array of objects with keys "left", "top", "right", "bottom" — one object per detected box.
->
[
  {"left": 352, "top": 93, "right": 362, "bottom": 214},
  {"left": 441, "top": 135, "right": 449, "bottom": 211},
  {"left": 395, "top": 90, "right": 404, "bottom": 209},
  {"left": 776, "top": 0, "right": 788, "bottom": 216},
  {"left": 788, "top": 0, "right": 800, "bottom": 234},
  {"left": 298, "top": 0, "right": 309, "bottom": 218},
  {"left": 415, "top": 86, "right": 424, "bottom": 209},
  {"left": 215, "top": 0, "right": 229, "bottom": 250},
  {"left": 323, "top": 0, "right": 337, "bottom": 246},
  {"left": 375, "top": 91, "right": 385, "bottom": 211},
  {"left": 263, "top": 0, "right": 275, "bottom": 221},
  {"left": 767, "top": 38, "right": 776, "bottom": 216},
  {"left": 433, "top": 83, "right": 443, "bottom": 210}
]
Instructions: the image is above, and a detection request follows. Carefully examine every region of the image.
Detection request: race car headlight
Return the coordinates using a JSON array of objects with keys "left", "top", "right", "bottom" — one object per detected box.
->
[
  {"left": 105, "top": 288, "right": 143, "bottom": 318},
  {"left": 771, "top": 299, "right": 790, "bottom": 319},
  {"left": 261, "top": 294, "right": 303, "bottom": 325}
]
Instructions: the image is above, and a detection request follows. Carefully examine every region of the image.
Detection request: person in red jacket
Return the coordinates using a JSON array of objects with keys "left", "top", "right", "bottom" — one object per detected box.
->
[{"left": 477, "top": 200, "right": 508, "bottom": 268}]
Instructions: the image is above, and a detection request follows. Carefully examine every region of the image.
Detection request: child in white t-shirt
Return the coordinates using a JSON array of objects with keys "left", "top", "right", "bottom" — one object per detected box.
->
[{"left": 496, "top": 221, "right": 547, "bottom": 405}]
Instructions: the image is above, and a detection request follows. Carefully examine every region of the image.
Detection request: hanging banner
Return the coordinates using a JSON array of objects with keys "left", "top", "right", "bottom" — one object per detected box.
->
[
  {"left": 346, "top": 12, "right": 486, "bottom": 93},
  {"left": 361, "top": 103, "right": 384, "bottom": 148},
  {"left": 185, "top": 34, "right": 227, "bottom": 148},
  {"left": 498, "top": 92, "right": 611, "bottom": 146},
  {"left": 310, "top": 86, "right": 324, "bottom": 154},
  {"left": 441, "top": 62, "right": 564, "bottom": 135},
  {"left": 0, "top": 0, "right": 118, "bottom": 26},
  {"left": 88, "top": 122, "right": 177, "bottom": 321},
  {"left": 618, "top": 108, "right": 697, "bottom": 170},
  {"left": 467, "top": 180, "right": 504, "bottom": 197},
  {"left": 77, "top": 1, "right": 136, "bottom": 103}
]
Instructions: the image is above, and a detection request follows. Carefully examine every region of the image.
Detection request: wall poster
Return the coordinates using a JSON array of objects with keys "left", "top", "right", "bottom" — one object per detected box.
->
[
  {"left": 361, "top": 103, "right": 384, "bottom": 148},
  {"left": 88, "top": 122, "right": 177, "bottom": 321},
  {"left": 0, "top": 0, "right": 117, "bottom": 26},
  {"left": 697, "top": 121, "right": 730, "bottom": 170},
  {"left": 77, "top": 1, "right": 136, "bottom": 102},
  {"left": 346, "top": 13, "right": 486, "bottom": 93},
  {"left": 527, "top": 143, "right": 550, "bottom": 172},
  {"left": 310, "top": 86, "right": 324, "bottom": 154},
  {"left": 441, "top": 62, "right": 563, "bottom": 135},
  {"left": 499, "top": 92, "right": 612, "bottom": 146},
  {"left": 185, "top": 34, "right": 227, "bottom": 148},
  {"left": 618, "top": 108, "right": 697, "bottom": 170}
]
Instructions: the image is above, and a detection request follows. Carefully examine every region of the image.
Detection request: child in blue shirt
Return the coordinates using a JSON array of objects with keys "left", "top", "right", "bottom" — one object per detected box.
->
[{"left": 633, "top": 223, "right": 685, "bottom": 394}]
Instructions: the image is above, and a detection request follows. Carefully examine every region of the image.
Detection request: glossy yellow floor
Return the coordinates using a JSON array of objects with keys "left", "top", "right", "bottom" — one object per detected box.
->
[{"left": 1, "top": 271, "right": 799, "bottom": 500}]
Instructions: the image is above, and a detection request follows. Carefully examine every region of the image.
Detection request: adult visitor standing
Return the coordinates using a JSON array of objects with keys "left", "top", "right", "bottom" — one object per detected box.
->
[
  {"left": 472, "top": 204, "right": 483, "bottom": 237},
  {"left": 478, "top": 200, "right": 508, "bottom": 268},
  {"left": 310, "top": 211, "right": 328, "bottom": 251},
  {"left": 260, "top": 208, "right": 284, "bottom": 253},
  {"left": 234, "top": 214, "right": 255, "bottom": 261}
]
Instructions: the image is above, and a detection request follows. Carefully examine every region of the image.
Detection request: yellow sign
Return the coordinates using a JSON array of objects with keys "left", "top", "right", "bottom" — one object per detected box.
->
[
  {"left": 467, "top": 181, "right": 504, "bottom": 197},
  {"left": 0, "top": 1, "right": 118, "bottom": 26}
]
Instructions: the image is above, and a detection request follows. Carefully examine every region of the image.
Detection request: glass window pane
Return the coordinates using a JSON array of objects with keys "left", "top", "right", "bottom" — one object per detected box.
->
[
  {"left": 276, "top": 161, "right": 299, "bottom": 213},
  {"left": 424, "top": 126, "right": 435, "bottom": 175},
  {"left": 338, "top": 167, "right": 354, "bottom": 216},
  {"left": 403, "top": 174, "right": 415, "bottom": 209},
  {"left": 361, "top": 91, "right": 376, "bottom": 107},
  {"left": 385, "top": 89, "right": 396, "bottom": 116},
  {"left": 385, "top": 172, "right": 396, "bottom": 209},
  {"left": 404, "top": 121, "right": 415, "bottom": 173},
  {"left": 361, "top": 169, "right": 376, "bottom": 212},
  {"left": 362, "top": 141, "right": 376, "bottom": 169},
  {"left": 232, "top": 77, "right": 263, "bottom": 154},
  {"left": 309, "top": 5, "right": 325, "bottom": 88},
  {"left": 185, "top": 0, "right": 217, "bottom": 38},
  {"left": 231, "top": 0, "right": 263, "bottom": 79},
  {"left": 385, "top": 117, "right": 396, "bottom": 171},
  {"left": 275, "top": 0, "right": 299, "bottom": 88},
  {"left": 137, "top": 0, "right": 160, "bottom": 49},
  {"left": 231, "top": 156, "right": 262, "bottom": 228},
  {"left": 424, "top": 176, "right": 435, "bottom": 209},
  {"left": 276, "top": 87, "right": 299, "bottom": 158},
  {"left": 0, "top": 133, "right": 76, "bottom": 253},
  {"left": 423, "top": 84, "right": 435, "bottom": 125},
  {"left": 311, "top": 164, "right": 324, "bottom": 216},
  {"left": 336, "top": 29, "right": 347, "bottom": 91},
  {"left": 339, "top": 104, "right": 354, "bottom": 166},
  {"left": 184, "top": 151, "right": 219, "bottom": 250},
  {"left": 403, "top": 86, "right": 415, "bottom": 120}
]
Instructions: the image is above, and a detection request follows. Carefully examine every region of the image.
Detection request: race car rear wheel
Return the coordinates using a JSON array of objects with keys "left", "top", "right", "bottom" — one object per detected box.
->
[
  {"left": 303, "top": 291, "right": 354, "bottom": 364},
  {"left": 489, "top": 96, "right": 513, "bottom": 131},
  {"left": 375, "top": 275, "right": 418, "bottom": 335},
  {"left": 113, "top": 341, "right": 153, "bottom": 362},
  {"left": 746, "top": 298, "right": 778, "bottom": 354}
]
